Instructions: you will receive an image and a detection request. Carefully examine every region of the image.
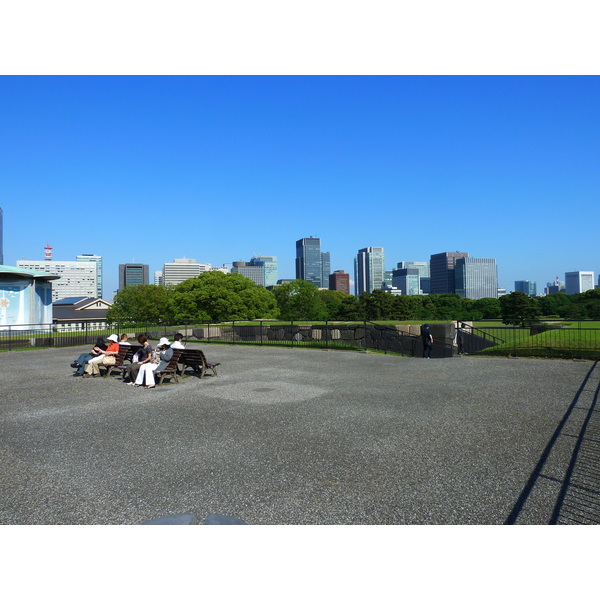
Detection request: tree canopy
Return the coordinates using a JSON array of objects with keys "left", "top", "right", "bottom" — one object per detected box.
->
[{"left": 170, "top": 271, "right": 278, "bottom": 322}]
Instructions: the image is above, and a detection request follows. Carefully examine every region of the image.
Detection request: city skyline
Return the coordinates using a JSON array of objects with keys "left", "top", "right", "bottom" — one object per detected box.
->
[{"left": 1, "top": 77, "right": 600, "bottom": 299}]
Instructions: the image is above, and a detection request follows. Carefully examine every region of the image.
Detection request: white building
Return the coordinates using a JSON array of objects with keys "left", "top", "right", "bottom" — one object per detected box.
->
[
  {"left": 77, "top": 254, "right": 102, "bottom": 298},
  {"left": 16, "top": 259, "right": 98, "bottom": 302},
  {"left": 565, "top": 271, "right": 595, "bottom": 295},
  {"left": 162, "top": 258, "right": 211, "bottom": 287}
]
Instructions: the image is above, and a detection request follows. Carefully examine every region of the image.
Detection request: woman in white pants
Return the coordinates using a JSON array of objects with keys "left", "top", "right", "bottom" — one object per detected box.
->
[{"left": 134, "top": 337, "right": 173, "bottom": 389}]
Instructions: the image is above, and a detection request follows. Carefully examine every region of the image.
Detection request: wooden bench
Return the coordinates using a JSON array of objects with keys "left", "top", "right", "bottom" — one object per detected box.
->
[
  {"left": 179, "top": 348, "right": 220, "bottom": 379},
  {"left": 102, "top": 344, "right": 142, "bottom": 377},
  {"left": 155, "top": 349, "right": 183, "bottom": 385}
]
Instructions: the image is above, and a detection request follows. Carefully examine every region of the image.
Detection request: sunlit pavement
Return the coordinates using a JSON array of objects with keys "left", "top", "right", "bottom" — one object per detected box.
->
[{"left": 1, "top": 345, "right": 597, "bottom": 525}]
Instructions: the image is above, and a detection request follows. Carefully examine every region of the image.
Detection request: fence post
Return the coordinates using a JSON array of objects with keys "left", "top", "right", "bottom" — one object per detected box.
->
[
  {"left": 291, "top": 321, "right": 294, "bottom": 348},
  {"left": 260, "top": 321, "right": 263, "bottom": 346},
  {"left": 325, "top": 321, "right": 329, "bottom": 350},
  {"left": 363, "top": 321, "right": 367, "bottom": 351},
  {"left": 232, "top": 321, "right": 235, "bottom": 345},
  {"left": 207, "top": 323, "right": 210, "bottom": 344}
]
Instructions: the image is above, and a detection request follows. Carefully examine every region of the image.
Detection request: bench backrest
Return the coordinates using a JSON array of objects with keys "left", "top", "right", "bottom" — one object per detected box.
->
[{"left": 164, "top": 349, "right": 183, "bottom": 371}]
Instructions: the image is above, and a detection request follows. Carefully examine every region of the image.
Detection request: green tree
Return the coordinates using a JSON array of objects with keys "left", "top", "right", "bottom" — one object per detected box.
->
[
  {"left": 318, "top": 289, "right": 362, "bottom": 320},
  {"left": 170, "top": 271, "right": 278, "bottom": 322},
  {"left": 538, "top": 292, "right": 571, "bottom": 317},
  {"left": 107, "top": 284, "right": 174, "bottom": 324},
  {"left": 472, "top": 297, "right": 501, "bottom": 319},
  {"left": 362, "top": 289, "right": 397, "bottom": 320},
  {"left": 500, "top": 292, "right": 541, "bottom": 327},
  {"left": 273, "top": 280, "right": 326, "bottom": 320}
]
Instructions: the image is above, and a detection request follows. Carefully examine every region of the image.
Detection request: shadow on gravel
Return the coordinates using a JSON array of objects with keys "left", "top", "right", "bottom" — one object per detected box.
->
[{"left": 505, "top": 361, "right": 600, "bottom": 525}]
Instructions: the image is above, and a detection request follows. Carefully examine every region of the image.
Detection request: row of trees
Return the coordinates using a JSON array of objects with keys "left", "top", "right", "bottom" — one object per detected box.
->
[{"left": 106, "top": 271, "right": 600, "bottom": 325}]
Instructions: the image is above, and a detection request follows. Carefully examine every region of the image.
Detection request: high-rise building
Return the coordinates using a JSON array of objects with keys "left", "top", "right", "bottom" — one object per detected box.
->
[
  {"left": 392, "top": 268, "right": 420, "bottom": 296},
  {"left": 0, "top": 206, "right": 3, "bottom": 265},
  {"left": 565, "top": 271, "right": 595, "bottom": 295},
  {"left": 296, "top": 237, "right": 329, "bottom": 287},
  {"left": 16, "top": 259, "right": 98, "bottom": 302},
  {"left": 545, "top": 279, "right": 565, "bottom": 295},
  {"left": 515, "top": 280, "right": 537, "bottom": 296},
  {"left": 329, "top": 270, "right": 350, "bottom": 294},
  {"left": 430, "top": 252, "right": 469, "bottom": 295},
  {"left": 231, "top": 261, "right": 264, "bottom": 286},
  {"left": 354, "top": 247, "right": 385, "bottom": 295},
  {"left": 162, "top": 258, "right": 210, "bottom": 287},
  {"left": 154, "top": 270, "right": 163, "bottom": 286},
  {"left": 321, "top": 252, "right": 331, "bottom": 289},
  {"left": 455, "top": 257, "right": 498, "bottom": 299},
  {"left": 77, "top": 254, "right": 102, "bottom": 298},
  {"left": 398, "top": 261, "right": 430, "bottom": 294},
  {"left": 119, "top": 263, "right": 149, "bottom": 290},
  {"left": 250, "top": 255, "right": 278, "bottom": 287}
]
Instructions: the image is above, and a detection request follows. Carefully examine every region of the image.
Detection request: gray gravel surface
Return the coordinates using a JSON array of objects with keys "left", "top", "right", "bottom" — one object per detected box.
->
[{"left": 1, "top": 345, "right": 598, "bottom": 525}]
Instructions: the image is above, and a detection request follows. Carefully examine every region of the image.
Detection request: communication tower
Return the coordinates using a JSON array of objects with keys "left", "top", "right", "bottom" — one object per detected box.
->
[{"left": 44, "top": 243, "right": 53, "bottom": 261}]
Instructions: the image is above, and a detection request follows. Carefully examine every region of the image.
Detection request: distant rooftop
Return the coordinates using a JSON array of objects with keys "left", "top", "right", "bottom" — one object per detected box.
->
[
  {"left": 53, "top": 297, "right": 88, "bottom": 305},
  {"left": 0, "top": 265, "right": 61, "bottom": 280}
]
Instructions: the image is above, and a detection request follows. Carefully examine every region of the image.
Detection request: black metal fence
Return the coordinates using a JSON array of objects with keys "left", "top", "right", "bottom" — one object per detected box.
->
[
  {"left": 0, "top": 321, "right": 443, "bottom": 358},
  {"left": 2, "top": 320, "right": 600, "bottom": 360}
]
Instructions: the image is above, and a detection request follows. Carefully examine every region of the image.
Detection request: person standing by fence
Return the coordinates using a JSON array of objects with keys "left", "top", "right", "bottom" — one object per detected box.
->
[{"left": 421, "top": 324, "right": 433, "bottom": 359}]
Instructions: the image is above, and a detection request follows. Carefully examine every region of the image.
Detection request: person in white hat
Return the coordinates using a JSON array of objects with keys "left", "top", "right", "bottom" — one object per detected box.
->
[
  {"left": 133, "top": 337, "right": 173, "bottom": 389},
  {"left": 84, "top": 334, "right": 120, "bottom": 378}
]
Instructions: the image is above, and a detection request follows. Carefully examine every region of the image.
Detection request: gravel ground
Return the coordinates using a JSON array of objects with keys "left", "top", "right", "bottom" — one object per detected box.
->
[{"left": 1, "top": 344, "right": 598, "bottom": 525}]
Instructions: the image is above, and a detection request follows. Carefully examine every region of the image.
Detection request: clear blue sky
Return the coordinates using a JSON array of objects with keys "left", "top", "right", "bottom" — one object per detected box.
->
[{"left": 1, "top": 75, "right": 599, "bottom": 299}]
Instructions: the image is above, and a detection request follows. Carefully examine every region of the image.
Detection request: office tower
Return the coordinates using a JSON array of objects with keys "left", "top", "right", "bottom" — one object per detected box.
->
[
  {"left": 392, "top": 268, "right": 420, "bottom": 296},
  {"left": 77, "top": 254, "right": 102, "bottom": 298},
  {"left": 455, "top": 257, "right": 498, "bottom": 299},
  {"left": 329, "top": 270, "right": 350, "bottom": 294},
  {"left": 398, "top": 261, "right": 430, "bottom": 294},
  {"left": 296, "top": 237, "right": 329, "bottom": 287},
  {"left": 545, "top": 279, "right": 565, "bottom": 295},
  {"left": 0, "top": 206, "right": 3, "bottom": 265},
  {"left": 231, "top": 261, "right": 264, "bottom": 286},
  {"left": 154, "top": 270, "right": 163, "bottom": 286},
  {"left": 162, "top": 258, "right": 210, "bottom": 287},
  {"left": 250, "top": 255, "right": 278, "bottom": 287},
  {"left": 515, "top": 280, "right": 537, "bottom": 296},
  {"left": 565, "top": 271, "right": 595, "bottom": 295},
  {"left": 321, "top": 252, "right": 331, "bottom": 289},
  {"left": 119, "top": 263, "right": 149, "bottom": 290},
  {"left": 354, "top": 247, "right": 385, "bottom": 295},
  {"left": 17, "top": 259, "right": 97, "bottom": 302},
  {"left": 430, "top": 252, "right": 469, "bottom": 295}
]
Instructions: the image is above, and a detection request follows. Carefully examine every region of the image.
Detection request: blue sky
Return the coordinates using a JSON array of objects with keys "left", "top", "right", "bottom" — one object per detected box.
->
[{"left": 1, "top": 75, "right": 599, "bottom": 299}]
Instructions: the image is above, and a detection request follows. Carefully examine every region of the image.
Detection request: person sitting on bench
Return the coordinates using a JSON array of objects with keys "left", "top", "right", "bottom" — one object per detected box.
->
[
  {"left": 83, "top": 334, "right": 120, "bottom": 378},
  {"left": 133, "top": 337, "right": 174, "bottom": 389},
  {"left": 71, "top": 337, "right": 107, "bottom": 376}
]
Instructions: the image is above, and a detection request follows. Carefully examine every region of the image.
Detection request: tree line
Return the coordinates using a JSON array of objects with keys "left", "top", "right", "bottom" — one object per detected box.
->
[{"left": 106, "top": 271, "right": 600, "bottom": 325}]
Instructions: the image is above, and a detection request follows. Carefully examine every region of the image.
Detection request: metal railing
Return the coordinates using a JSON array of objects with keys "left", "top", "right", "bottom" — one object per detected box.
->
[{"left": 3, "top": 320, "right": 600, "bottom": 360}]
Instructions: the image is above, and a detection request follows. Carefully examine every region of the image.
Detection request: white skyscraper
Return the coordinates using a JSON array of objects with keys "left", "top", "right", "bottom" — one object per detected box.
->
[
  {"left": 16, "top": 259, "right": 98, "bottom": 302},
  {"left": 565, "top": 271, "right": 595, "bottom": 295},
  {"left": 162, "top": 258, "right": 211, "bottom": 287},
  {"left": 77, "top": 254, "right": 102, "bottom": 298}
]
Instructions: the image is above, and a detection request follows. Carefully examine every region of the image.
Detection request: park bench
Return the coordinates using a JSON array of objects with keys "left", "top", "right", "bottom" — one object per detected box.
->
[
  {"left": 154, "top": 349, "right": 183, "bottom": 385},
  {"left": 179, "top": 349, "right": 220, "bottom": 379},
  {"left": 102, "top": 344, "right": 142, "bottom": 377}
]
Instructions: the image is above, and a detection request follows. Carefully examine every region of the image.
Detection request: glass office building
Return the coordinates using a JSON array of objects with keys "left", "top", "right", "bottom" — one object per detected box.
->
[
  {"left": 296, "top": 238, "right": 329, "bottom": 287},
  {"left": 354, "top": 247, "right": 385, "bottom": 295},
  {"left": 455, "top": 257, "right": 498, "bottom": 299}
]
